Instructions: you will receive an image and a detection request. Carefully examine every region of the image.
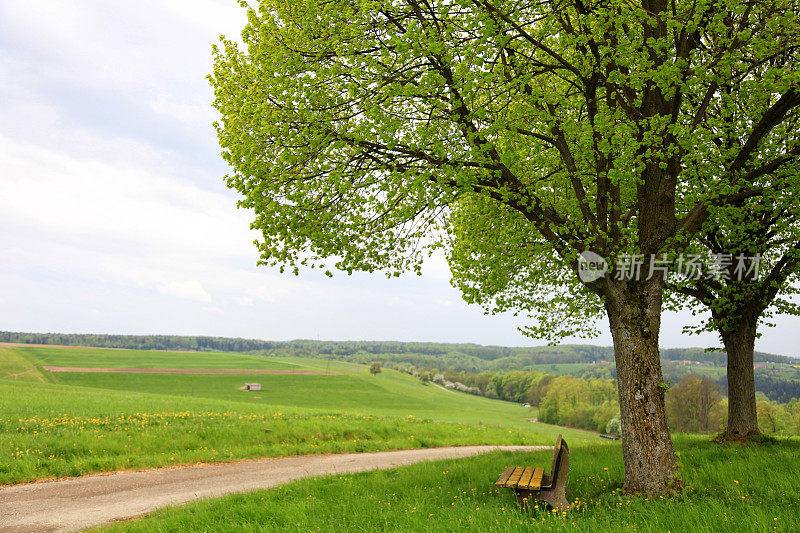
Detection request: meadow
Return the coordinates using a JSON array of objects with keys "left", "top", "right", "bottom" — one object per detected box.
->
[
  {"left": 4, "top": 345, "right": 798, "bottom": 532},
  {"left": 7, "top": 346, "right": 604, "bottom": 433},
  {"left": 10, "top": 345, "right": 300, "bottom": 369},
  {"left": 0, "top": 345, "right": 52, "bottom": 382},
  {"left": 97, "top": 437, "right": 800, "bottom": 532},
  {"left": 0, "top": 346, "right": 599, "bottom": 485}
]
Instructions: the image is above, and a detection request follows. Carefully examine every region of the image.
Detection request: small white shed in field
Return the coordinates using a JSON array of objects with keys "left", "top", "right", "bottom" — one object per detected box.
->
[{"left": 244, "top": 382, "right": 261, "bottom": 391}]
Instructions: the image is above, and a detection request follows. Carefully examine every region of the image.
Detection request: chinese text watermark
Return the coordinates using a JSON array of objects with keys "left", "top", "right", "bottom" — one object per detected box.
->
[{"left": 578, "top": 251, "right": 761, "bottom": 284}]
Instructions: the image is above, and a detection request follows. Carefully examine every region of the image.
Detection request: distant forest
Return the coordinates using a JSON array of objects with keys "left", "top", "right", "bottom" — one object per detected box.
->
[{"left": 1, "top": 330, "right": 794, "bottom": 366}]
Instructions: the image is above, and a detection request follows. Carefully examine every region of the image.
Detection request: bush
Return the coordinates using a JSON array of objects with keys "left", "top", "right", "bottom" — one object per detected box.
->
[{"left": 605, "top": 414, "right": 621, "bottom": 435}]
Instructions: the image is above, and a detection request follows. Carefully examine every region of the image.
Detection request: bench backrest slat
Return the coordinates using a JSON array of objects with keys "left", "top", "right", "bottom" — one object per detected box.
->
[{"left": 549, "top": 435, "right": 564, "bottom": 481}]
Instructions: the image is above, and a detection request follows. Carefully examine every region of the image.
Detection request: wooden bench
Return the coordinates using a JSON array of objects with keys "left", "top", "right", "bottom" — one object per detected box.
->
[{"left": 495, "top": 435, "right": 570, "bottom": 512}]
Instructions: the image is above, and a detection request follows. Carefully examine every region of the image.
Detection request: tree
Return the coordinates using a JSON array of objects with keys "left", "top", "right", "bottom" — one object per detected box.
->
[
  {"left": 756, "top": 393, "right": 783, "bottom": 434},
  {"left": 670, "top": 194, "right": 800, "bottom": 441},
  {"left": 525, "top": 373, "right": 554, "bottom": 407},
  {"left": 785, "top": 399, "right": 800, "bottom": 435},
  {"left": 661, "top": 13, "right": 800, "bottom": 439},
  {"left": 369, "top": 362, "right": 382, "bottom": 375},
  {"left": 665, "top": 376, "right": 724, "bottom": 433},
  {"left": 606, "top": 414, "right": 622, "bottom": 436},
  {"left": 211, "top": 0, "right": 798, "bottom": 494},
  {"left": 536, "top": 375, "right": 619, "bottom": 431}
]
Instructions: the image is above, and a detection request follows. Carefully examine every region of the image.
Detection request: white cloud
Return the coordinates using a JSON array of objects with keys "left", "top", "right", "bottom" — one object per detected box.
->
[
  {"left": 388, "top": 296, "right": 415, "bottom": 307},
  {"left": 0, "top": 134, "right": 253, "bottom": 260},
  {"left": 157, "top": 280, "right": 212, "bottom": 303},
  {"left": 0, "top": 1, "right": 244, "bottom": 97},
  {"left": 233, "top": 296, "right": 255, "bottom": 307},
  {"left": 232, "top": 284, "right": 298, "bottom": 307}
]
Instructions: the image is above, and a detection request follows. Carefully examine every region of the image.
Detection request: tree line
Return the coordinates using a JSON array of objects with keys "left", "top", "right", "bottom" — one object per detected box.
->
[
  {"left": 665, "top": 376, "right": 800, "bottom": 437},
  {"left": 1, "top": 331, "right": 792, "bottom": 365},
  {"left": 398, "top": 364, "right": 800, "bottom": 437}
]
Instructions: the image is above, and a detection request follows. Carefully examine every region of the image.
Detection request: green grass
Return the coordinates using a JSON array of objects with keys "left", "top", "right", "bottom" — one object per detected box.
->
[
  {"left": 15, "top": 345, "right": 300, "bottom": 369},
  {"left": 50, "top": 365, "right": 567, "bottom": 434},
  {"left": 0, "top": 379, "right": 537, "bottom": 485},
  {"left": 98, "top": 436, "right": 800, "bottom": 532},
  {"left": 20, "top": 346, "right": 598, "bottom": 435},
  {"left": 0, "top": 347, "right": 50, "bottom": 382},
  {"left": 8, "top": 346, "right": 795, "bottom": 531},
  {"left": 53, "top": 372, "right": 395, "bottom": 408},
  {"left": 660, "top": 361, "right": 728, "bottom": 381},
  {"left": 0, "top": 346, "right": 602, "bottom": 485}
]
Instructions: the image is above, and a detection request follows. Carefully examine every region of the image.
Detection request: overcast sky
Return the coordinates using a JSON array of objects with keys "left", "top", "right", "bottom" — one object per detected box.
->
[{"left": 1, "top": 1, "right": 798, "bottom": 356}]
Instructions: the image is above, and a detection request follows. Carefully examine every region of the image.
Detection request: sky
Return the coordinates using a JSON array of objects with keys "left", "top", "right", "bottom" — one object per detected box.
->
[{"left": 1, "top": 1, "right": 798, "bottom": 356}]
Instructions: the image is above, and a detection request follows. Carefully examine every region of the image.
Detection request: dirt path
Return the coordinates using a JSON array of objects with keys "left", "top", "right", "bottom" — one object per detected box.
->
[
  {"left": 0, "top": 369, "right": 34, "bottom": 379},
  {"left": 0, "top": 445, "right": 545, "bottom": 532},
  {"left": 43, "top": 366, "right": 337, "bottom": 375}
]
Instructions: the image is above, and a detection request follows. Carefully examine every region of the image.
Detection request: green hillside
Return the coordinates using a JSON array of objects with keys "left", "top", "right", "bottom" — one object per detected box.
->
[
  {"left": 13, "top": 345, "right": 299, "bottom": 369},
  {"left": 0, "top": 346, "right": 601, "bottom": 485}
]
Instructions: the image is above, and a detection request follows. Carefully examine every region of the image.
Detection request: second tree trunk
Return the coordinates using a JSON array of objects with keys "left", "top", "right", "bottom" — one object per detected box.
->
[{"left": 719, "top": 314, "right": 760, "bottom": 440}]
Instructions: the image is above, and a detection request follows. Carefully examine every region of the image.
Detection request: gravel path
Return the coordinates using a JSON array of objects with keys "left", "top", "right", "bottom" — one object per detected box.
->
[{"left": 0, "top": 445, "right": 546, "bottom": 532}]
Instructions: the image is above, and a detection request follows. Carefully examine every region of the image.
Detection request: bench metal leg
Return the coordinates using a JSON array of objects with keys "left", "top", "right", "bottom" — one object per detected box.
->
[
  {"left": 513, "top": 488, "right": 570, "bottom": 513},
  {"left": 514, "top": 488, "right": 535, "bottom": 511}
]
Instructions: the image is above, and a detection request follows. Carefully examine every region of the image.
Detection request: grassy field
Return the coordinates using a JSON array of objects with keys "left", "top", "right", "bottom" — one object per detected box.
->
[
  {"left": 15, "top": 346, "right": 595, "bottom": 432},
  {"left": 0, "top": 346, "right": 52, "bottom": 382},
  {"left": 98, "top": 436, "right": 800, "bottom": 532},
  {"left": 0, "top": 346, "right": 601, "bottom": 485},
  {"left": 11, "top": 345, "right": 300, "bottom": 369},
  {"left": 6, "top": 345, "right": 796, "bottom": 532}
]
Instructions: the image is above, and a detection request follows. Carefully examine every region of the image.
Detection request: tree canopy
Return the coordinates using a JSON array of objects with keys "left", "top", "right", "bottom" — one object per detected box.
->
[
  {"left": 211, "top": 0, "right": 800, "bottom": 494},
  {"left": 213, "top": 0, "right": 797, "bottom": 279}
]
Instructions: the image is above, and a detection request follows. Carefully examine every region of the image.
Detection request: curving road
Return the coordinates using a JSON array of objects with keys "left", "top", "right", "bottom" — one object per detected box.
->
[{"left": 0, "top": 445, "right": 546, "bottom": 532}]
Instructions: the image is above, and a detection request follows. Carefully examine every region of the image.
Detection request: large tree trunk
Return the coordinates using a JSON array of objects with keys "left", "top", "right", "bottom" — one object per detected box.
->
[
  {"left": 719, "top": 315, "right": 760, "bottom": 441},
  {"left": 605, "top": 278, "right": 681, "bottom": 494}
]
